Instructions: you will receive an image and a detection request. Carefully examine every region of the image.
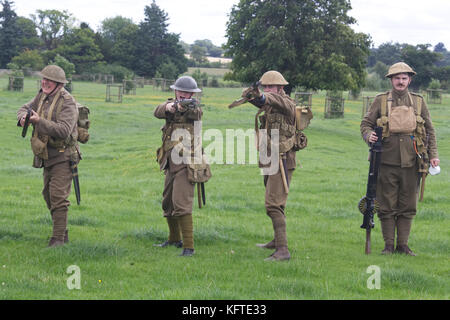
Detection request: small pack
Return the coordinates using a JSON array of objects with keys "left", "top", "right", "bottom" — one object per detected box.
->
[{"left": 77, "top": 103, "right": 90, "bottom": 144}]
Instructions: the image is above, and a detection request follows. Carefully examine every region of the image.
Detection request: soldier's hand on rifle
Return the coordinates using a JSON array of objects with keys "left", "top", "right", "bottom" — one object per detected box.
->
[
  {"left": 241, "top": 86, "right": 261, "bottom": 101},
  {"left": 165, "top": 102, "right": 176, "bottom": 113},
  {"left": 19, "top": 115, "right": 27, "bottom": 127},
  {"left": 29, "top": 110, "right": 40, "bottom": 124},
  {"left": 368, "top": 131, "right": 379, "bottom": 144}
]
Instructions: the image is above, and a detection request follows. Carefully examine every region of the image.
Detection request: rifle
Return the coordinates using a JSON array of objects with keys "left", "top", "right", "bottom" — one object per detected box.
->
[
  {"left": 228, "top": 81, "right": 261, "bottom": 108},
  {"left": 21, "top": 106, "right": 32, "bottom": 138},
  {"left": 69, "top": 160, "right": 81, "bottom": 205},
  {"left": 358, "top": 126, "right": 383, "bottom": 255},
  {"left": 174, "top": 98, "right": 199, "bottom": 111}
]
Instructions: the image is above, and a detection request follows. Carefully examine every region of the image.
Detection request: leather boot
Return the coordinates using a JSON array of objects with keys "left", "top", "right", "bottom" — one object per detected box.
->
[
  {"left": 50, "top": 209, "right": 67, "bottom": 247},
  {"left": 380, "top": 218, "right": 395, "bottom": 255},
  {"left": 48, "top": 237, "right": 64, "bottom": 247},
  {"left": 256, "top": 239, "right": 275, "bottom": 249},
  {"left": 154, "top": 240, "right": 183, "bottom": 248},
  {"left": 264, "top": 247, "right": 291, "bottom": 261},
  {"left": 179, "top": 248, "right": 195, "bottom": 257},
  {"left": 395, "top": 216, "right": 416, "bottom": 256}
]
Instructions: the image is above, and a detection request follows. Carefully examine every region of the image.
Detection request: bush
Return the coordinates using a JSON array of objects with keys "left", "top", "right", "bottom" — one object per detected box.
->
[
  {"left": 50, "top": 54, "right": 75, "bottom": 79},
  {"left": 87, "top": 63, "right": 134, "bottom": 83},
  {"left": 11, "top": 49, "right": 45, "bottom": 71}
]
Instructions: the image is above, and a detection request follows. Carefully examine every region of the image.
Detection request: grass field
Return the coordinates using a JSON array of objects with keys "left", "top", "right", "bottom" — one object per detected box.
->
[{"left": 0, "top": 77, "right": 448, "bottom": 300}]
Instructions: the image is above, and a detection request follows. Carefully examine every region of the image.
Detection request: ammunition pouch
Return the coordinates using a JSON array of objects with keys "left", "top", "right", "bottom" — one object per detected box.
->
[
  {"left": 292, "top": 130, "right": 308, "bottom": 151},
  {"left": 376, "top": 115, "right": 390, "bottom": 138},
  {"left": 77, "top": 105, "right": 90, "bottom": 144},
  {"left": 187, "top": 155, "right": 212, "bottom": 183},
  {"left": 31, "top": 135, "right": 48, "bottom": 160}
]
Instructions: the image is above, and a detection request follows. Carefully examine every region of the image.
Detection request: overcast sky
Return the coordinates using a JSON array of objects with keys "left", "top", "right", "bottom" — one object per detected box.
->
[{"left": 10, "top": 0, "right": 450, "bottom": 49}]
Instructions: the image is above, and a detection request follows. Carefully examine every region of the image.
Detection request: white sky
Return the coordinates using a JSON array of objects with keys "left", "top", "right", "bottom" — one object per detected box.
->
[{"left": 10, "top": 0, "right": 450, "bottom": 49}]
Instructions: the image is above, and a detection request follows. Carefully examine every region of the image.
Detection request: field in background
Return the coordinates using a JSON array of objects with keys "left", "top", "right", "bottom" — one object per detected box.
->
[{"left": 0, "top": 77, "right": 448, "bottom": 299}]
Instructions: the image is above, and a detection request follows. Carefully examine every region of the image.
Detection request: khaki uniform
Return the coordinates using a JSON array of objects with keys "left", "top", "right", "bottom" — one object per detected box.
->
[
  {"left": 17, "top": 88, "right": 79, "bottom": 243},
  {"left": 360, "top": 89, "right": 438, "bottom": 250},
  {"left": 154, "top": 100, "right": 203, "bottom": 249},
  {"left": 254, "top": 92, "right": 297, "bottom": 254}
]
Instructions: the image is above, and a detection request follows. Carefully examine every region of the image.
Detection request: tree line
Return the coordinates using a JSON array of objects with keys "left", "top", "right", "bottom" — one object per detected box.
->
[
  {"left": 1, "top": 0, "right": 448, "bottom": 92},
  {"left": 0, "top": 0, "right": 188, "bottom": 81}
]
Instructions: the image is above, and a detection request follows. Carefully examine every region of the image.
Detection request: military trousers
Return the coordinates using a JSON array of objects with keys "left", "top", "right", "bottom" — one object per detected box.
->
[
  {"left": 264, "top": 168, "right": 294, "bottom": 248},
  {"left": 42, "top": 160, "right": 72, "bottom": 240},
  {"left": 376, "top": 163, "right": 418, "bottom": 220},
  {"left": 162, "top": 167, "right": 194, "bottom": 217}
]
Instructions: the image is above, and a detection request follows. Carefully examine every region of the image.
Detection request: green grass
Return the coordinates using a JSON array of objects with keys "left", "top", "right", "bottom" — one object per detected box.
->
[{"left": 0, "top": 77, "right": 448, "bottom": 299}]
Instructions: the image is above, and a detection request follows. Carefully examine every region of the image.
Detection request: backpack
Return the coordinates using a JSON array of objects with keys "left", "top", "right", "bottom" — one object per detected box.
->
[{"left": 76, "top": 103, "right": 90, "bottom": 144}]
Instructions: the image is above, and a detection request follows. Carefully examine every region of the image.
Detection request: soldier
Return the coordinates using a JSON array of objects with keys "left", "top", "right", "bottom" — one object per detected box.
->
[
  {"left": 244, "top": 70, "right": 298, "bottom": 261},
  {"left": 154, "top": 76, "right": 203, "bottom": 257},
  {"left": 360, "top": 62, "right": 440, "bottom": 256},
  {"left": 17, "top": 65, "right": 81, "bottom": 247}
]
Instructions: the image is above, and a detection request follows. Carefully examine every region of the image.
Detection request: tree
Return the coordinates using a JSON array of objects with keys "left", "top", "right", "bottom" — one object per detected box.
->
[
  {"left": 374, "top": 42, "right": 403, "bottom": 66},
  {"left": 16, "top": 17, "right": 40, "bottom": 51},
  {"left": 0, "top": 0, "right": 20, "bottom": 68},
  {"left": 133, "top": 1, "right": 187, "bottom": 77},
  {"left": 224, "top": 0, "right": 371, "bottom": 93},
  {"left": 55, "top": 24, "right": 103, "bottom": 73},
  {"left": 31, "top": 9, "right": 74, "bottom": 50},
  {"left": 98, "top": 16, "right": 136, "bottom": 63},
  {"left": 400, "top": 44, "right": 440, "bottom": 90}
]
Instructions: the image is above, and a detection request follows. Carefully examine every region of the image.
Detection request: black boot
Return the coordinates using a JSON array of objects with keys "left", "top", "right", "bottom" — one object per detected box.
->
[{"left": 179, "top": 248, "right": 195, "bottom": 257}]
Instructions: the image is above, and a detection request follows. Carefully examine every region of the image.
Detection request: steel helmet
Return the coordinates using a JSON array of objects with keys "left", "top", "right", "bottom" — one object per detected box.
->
[
  {"left": 40, "top": 65, "right": 68, "bottom": 84},
  {"left": 385, "top": 62, "right": 416, "bottom": 78},
  {"left": 170, "top": 76, "right": 202, "bottom": 93},
  {"left": 259, "top": 70, "right": 289, "bottom": 86}
]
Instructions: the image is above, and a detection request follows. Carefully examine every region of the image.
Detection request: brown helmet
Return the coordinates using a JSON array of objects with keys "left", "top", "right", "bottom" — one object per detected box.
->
[
  {"left": 385, "top": 62, "right": 416, "bottom": 78},
  {"left": 259, "top": 70, "right": 289, "bottom": 86},
  {"left": 40, "top": 65, "right": 68, "bottom": 84}
]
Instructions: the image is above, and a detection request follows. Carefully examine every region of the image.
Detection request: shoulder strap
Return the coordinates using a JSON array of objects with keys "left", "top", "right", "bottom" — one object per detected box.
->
[{"left": 416, "top": 95, "right": 422, "bottom": 116}]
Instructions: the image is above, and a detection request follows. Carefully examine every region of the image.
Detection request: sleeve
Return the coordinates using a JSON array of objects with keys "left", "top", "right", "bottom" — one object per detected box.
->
[
  {"left": 154, "top": 101, "right": 169, "bottom": 119},
  {"left": 264, "top": 92, "right": 295, "bottom": 118},
  {"left": 35, "top": 97, "right": 77, "bottom": 140},
  {"left": 360, "top": 96, "right": 381, "bottom": 144},
  {"left": 421, "top": 98, "right": 439, "bottom": 159},
  {"left": 17, "top": 95, "right": 39, "bottom": 125}
]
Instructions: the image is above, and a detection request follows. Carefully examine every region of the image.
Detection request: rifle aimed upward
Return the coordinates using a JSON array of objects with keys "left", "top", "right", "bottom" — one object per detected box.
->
[{"left": 228, "top": 81, "right": 261, "bottom": 109}]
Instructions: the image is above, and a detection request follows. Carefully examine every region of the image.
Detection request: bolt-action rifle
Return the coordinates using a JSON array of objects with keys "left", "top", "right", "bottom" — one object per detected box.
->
[
  {"left": 358, "top": 126, "right": 383, "bottom": 255},
  {"left": 174, "top": 98, "right": 199, "bottom": 111},
  {"left": 228, "top": 81, "right": 261, "bottom": 109}
]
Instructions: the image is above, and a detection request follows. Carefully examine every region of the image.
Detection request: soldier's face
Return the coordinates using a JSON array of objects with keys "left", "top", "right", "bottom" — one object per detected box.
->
[
  {"left": 41, "top": 78, "right": 58, "bottom": 95},
  {"left": 391, "top": 73, "right": 411, "bottom": 92},
  {"left": 175, "top": 90, "right": 194, "bottom": 100},
  {"left": 263, "top": 85, "right": 283, "bottom": 94}
]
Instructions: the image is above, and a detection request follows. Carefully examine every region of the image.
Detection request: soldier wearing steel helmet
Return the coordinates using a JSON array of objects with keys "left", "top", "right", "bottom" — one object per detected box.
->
[
  {"left": 360, "top": 62, "right": 440, "bottom": 256},
  {"left": 153, "top": 76, "right": 203, "bottom": 257},
  {"left": 242, "top": 70, "right": 297, "bottom": 261},
  {"left": 17, "top": 65, "right": 81, "bottom": 247}
]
